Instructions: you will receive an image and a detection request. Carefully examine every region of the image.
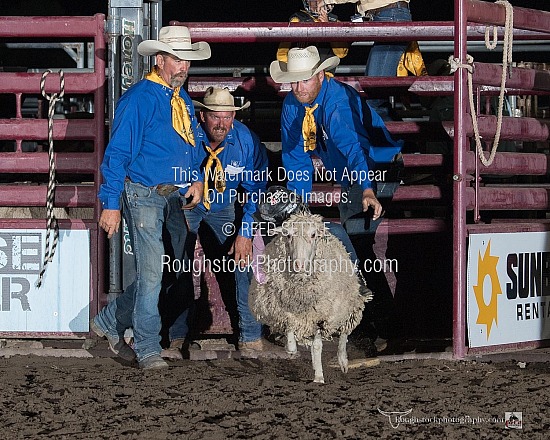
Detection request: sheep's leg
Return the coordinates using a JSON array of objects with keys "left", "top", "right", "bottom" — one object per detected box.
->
[
  {"left": 311, "top": 330, "right": 324, "bottom": 384},
  {"left": 338, "top": 333, "right": 349, "bottom": 373},
  {"left": 286, "top": 331, "right": 298, "bottom": 355}
]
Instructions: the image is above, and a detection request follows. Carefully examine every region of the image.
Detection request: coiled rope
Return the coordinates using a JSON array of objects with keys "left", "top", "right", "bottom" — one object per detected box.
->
[
  {"left": 36, "top": 69, "right": 65, "bottom": 288},
  {"left": 448, "top": 0, "right": 514, "bottom": 167}
]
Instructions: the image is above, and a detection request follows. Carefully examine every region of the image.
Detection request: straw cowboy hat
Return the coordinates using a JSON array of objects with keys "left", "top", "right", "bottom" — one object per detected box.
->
[
  {"left": 193, "top": 87, "right": 251, "bottom": 111},
  {"left": 270, "top": 46, "right": 340, "bottom": 83},
  {"left": 137, "top": 26, "right": 211, "bottom": 60}
]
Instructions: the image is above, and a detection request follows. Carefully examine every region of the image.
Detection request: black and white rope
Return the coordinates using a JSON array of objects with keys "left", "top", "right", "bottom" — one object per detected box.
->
[{"left": 36, "top": 70, "right": 65, "bottom": 288}]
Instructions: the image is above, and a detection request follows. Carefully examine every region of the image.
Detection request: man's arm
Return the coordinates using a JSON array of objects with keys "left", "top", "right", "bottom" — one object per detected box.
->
[
  {"left": 98, "top": 93, "right": 149, "bottom": 210},
  {"left": 325, "top": 96, "right": 374, "bottom": 191}
]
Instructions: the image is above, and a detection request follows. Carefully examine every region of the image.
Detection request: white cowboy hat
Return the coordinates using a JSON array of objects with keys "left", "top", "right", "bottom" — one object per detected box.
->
[
  {"left": 193, "top": 87, "right": 251, "bottom": 111},
  {"left": 137, "top": 26, "right": 211, "bottom": 61},
  {"left": 270, "top": 46, "right": 340, "bottom": 83}
]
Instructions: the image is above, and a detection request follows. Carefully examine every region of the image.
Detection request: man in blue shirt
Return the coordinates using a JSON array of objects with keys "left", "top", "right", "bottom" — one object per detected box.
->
[
  {"left": 91, "top": 26, "right": 209, "bottom": 370},
  {"left": 162, "top": 87, "right": 275, "bottom": 357},
  {"left": 270, "top": 45, "right": 400, "bottom": 235},
  {"left": 269, "top": 46, "right": 402, "bottom": 355}
]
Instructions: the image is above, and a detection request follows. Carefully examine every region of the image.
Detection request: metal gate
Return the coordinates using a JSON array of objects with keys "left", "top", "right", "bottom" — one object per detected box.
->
[
  {"left": 175, "top": 0, "right": 550, "bottom": 356},
  {"left": 0, "top": 14, "right": 106, "bottom": 337}
]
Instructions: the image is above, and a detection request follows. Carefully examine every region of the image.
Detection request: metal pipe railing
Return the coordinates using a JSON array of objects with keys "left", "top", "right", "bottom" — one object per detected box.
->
[
  {"left": 171, "top": 20, "right": 549, "bottom": 43},
  {"left": 452, "top": 0, "right": 469, "bottom": 360},
  {"left": 466, "top": 0, "right": 550, "bottom": 32},
  {"left": 171, "top": 4, "right": 550, "bottom": 358}
]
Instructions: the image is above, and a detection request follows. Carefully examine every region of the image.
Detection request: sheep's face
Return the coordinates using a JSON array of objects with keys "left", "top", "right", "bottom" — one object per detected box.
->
[{"left": 282, "top": 216, "right": 326, "bottom": 274}]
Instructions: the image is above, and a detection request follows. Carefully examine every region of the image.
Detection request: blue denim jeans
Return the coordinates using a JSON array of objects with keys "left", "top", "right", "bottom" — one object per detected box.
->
[
  {"left": 94, "top": 181, "right": 187, "bottom": 362},
  {"left": 326, "top": 222, "right": 359, "bottom": 264},
  {"left": 339, "top": 182, "right": 399, "bottom": 235},
  {"left": 169, "top": 204, "right": 263, "bottom": 343},
  {"left": 235, "top": 265, "right": 263, "bottom": 342},
  {"left": 364, "top": 4, "right": 412, "bottom": 120}
]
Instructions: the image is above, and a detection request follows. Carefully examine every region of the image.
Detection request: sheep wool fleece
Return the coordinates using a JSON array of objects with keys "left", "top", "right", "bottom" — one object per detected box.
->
[{"left": 249, "top": 213, "right": 366, "bottom": 345}]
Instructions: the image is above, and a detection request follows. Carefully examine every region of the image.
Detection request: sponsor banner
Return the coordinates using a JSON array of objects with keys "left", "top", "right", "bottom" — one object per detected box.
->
[
  {"left": 0, "top": 229, "right": 90, "bottom": 333},
  {"left": 467, "top": 232, "right": 550, "bottom": 347}
]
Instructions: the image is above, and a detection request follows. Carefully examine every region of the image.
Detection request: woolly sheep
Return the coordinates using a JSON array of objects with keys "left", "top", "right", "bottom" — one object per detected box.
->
[{"left": 249, "top": 212, "right": 370, "bottom": 383}]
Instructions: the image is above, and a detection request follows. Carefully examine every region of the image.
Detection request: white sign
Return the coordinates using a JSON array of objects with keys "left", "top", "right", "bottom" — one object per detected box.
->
[
  {"left": 467, "top": 232, "right": 550, "bottom": 347},
  {"left": 0, "top": 229, "right": 90, "bottom": 333}
]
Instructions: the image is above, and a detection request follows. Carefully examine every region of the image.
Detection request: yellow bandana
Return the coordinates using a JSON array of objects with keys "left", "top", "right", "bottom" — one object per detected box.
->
[
  {"left": 145, "top": 66, "right": 195, "bottom": 146},
  {"left": 203, "top": 145, "right": 226, "bottom": 209},
  {"left": 397, "top": 41, "right": 428, "bottom": 77},
  {"left": 302, "top": 103, "right": 319, "bottom": 152}
]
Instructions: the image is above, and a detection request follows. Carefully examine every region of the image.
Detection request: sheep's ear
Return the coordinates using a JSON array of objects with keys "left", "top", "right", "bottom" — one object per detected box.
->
[{"left": 271, "top": 226, "right": 283, "bottom": 235}]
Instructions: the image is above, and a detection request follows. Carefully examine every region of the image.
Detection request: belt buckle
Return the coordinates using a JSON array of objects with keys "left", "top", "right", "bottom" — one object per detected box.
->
[{"left": 156, "top": 184, "right": 178, "bottom": 196}]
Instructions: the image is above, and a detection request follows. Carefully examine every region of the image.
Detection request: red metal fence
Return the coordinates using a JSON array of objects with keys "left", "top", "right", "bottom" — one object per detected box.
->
[
  {"left": 0, "top": 14, "right": 106, "bottom": 337},
  {"left": 453, "top": 0, "right": 550, "bottom": 357},
  {"left": 2, "top": 2, "right": 549, "bottom": 355},
  {"left": 174, "top": 0, "right": 550, "bottom": 356}
]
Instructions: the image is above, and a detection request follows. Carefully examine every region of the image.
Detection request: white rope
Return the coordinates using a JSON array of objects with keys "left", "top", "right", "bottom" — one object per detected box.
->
[
  {"left": 36, "top": 69, "right": 65, "bottom": 288},
  {"left": 449, "top": 0, "right": 514, "bottom": 167}
]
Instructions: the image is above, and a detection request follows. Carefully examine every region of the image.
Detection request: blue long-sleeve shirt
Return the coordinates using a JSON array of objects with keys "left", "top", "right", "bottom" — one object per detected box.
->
[
  {"left": 98, "top": 79, "right": 202, "bottom": 210},
  {"left": 281, "top": 76, "right": 402, "bottom": 198},
  {"left": 194, "top": 120, "right": 269, "bottom": 239}
]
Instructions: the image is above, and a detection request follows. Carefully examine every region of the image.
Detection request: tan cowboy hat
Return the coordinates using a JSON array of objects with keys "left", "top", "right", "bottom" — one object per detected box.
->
[
  {"left": 193, "top": 87, "right": 251, "bottom": 111},
  {"left": 270, "top": 46, "right": 340, "bottom": 83},
  {"left": 137, "top": 26, "right": 211, "bottom": 61}
]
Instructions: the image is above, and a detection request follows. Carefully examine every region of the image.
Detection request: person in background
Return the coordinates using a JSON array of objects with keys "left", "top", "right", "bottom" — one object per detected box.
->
[
  {"left": 277, "top": 0, "right": 349, "bottom": 65},
  {"left": 161, "top": 87, "right": 278, "bottom": 358},
  {"left": 91, "top": 26, "right": 209, "bottom": 370},
  {"left": 325, "top": 0, "right": 426, "bottom": 119}
]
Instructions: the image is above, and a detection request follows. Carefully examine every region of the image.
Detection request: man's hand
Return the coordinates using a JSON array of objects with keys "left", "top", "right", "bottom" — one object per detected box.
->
[
  {"left": 361, "top": 188, "right": 383, "bottom": 220},
  {"left": 229, "top": 234, "right": 253, "bottom": 268},
  {"left": 99, "top": 209, "right": 121, "bottom": 239},
  {"left": 182, "top": 181, "right": 204, "bottom": 210}
]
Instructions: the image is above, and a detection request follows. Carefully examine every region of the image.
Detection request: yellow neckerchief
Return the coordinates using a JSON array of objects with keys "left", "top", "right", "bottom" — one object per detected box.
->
[
  {"left": 302, "top": 103, "right": 319, "bottom": 152},
  {"left": 301, "top": 73, "right": 332, "bottom": 152},
  {"left": 144, "top": 66, "right": 195, "bottom": 146},
  {"left": 203, "top": 145, "right": 226, "bottom": 210},
  {"left": 397, "top": 41, "right": 428, "bottom": 77}
]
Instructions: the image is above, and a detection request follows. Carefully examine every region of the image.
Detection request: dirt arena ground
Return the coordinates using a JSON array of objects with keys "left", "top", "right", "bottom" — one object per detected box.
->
[{"left": 0, "top": 340, "right": 547, "bottom": 439}]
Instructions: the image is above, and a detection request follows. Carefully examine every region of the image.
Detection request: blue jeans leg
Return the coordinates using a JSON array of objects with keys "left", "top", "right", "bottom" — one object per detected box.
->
[
  {"left": 187, "top": 205, "right": 262, "bottom": 342},
  {"left": 235, "top": 265, "right": 262, "bottom": 342},
  {"left": 365, "top": 6, "right": 412, "bottom": 120},
  {"left": 94, "top": 280, "right": 135, "bottom": 340},
  {"left": 169, "top": 308, "right": 191, "bottom": 342},
  {"left": 120, "top": 181, "right": 170, "bottom": 361},
  {"left": 189, "top": 204, "right": 236, "bottom": 244},
  {"left": 339, "top": 183, "right": 400, "bottom": 235},
  {"left": 164, "top": 192, "right": 193, "bottom": 342},
  {"left": 326, "top": 221, "right": 359, "bottom": 265},
  {"left": 169, "top": 205, "right": 239, "bottom": 340}
]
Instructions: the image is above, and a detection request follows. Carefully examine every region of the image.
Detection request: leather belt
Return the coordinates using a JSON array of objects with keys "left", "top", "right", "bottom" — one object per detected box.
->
[
  {"left": 368, "top": 1, "right": 409, "bottom": 16},
  {"left": 156, "top": 184, "right": 180, "bottom": 196}
]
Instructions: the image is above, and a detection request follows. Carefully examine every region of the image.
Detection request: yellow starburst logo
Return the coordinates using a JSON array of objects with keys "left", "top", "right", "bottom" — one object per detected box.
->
[{"left": 473, "top": 241, "right": 502, "bottom": 339}]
